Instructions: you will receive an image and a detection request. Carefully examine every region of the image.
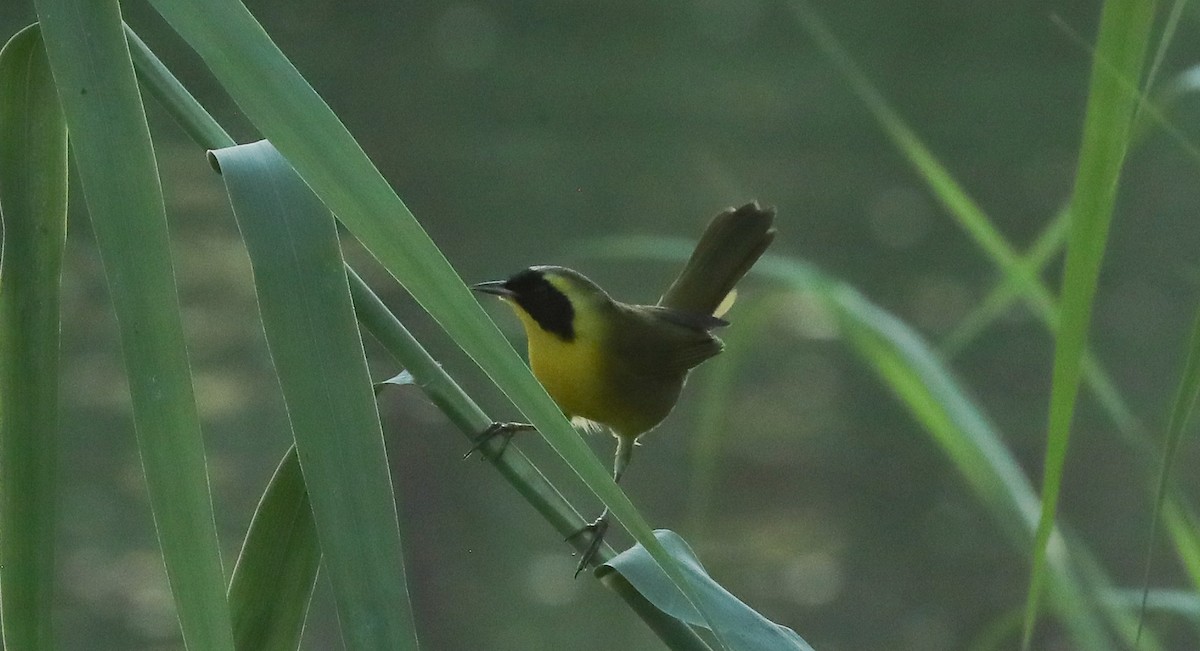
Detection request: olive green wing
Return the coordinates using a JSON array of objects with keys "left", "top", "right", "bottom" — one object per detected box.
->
[{"left": 608, "top": 305, "right": 724, "bottom": 379}]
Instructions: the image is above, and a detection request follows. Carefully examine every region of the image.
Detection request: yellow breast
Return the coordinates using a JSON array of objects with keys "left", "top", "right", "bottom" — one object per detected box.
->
[{"left": 513, "top": 305, "right": 611, "bottom": 424}]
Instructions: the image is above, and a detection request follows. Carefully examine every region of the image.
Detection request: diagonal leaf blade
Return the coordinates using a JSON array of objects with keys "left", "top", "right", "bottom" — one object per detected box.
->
[
  {"left": 211, "top": 140, "right": 418, "bottom": 650},
  {"left": 0, "top": 23, "right": 68, "bottom": 651},
  {"left": 32, "top": 0, "right": 235, "bottom": 647}
]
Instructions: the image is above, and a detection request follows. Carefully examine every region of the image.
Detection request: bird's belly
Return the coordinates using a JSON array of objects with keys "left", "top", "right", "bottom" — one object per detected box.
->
[
  {"left": 527, "top": 335, "right": 679, "bottom": 437},
  {"left": 528, "top": 336, "right": 609, "bottom": 425}
]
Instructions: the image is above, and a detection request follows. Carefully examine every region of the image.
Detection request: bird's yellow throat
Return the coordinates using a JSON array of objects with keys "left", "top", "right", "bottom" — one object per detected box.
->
[{"left": 502, "top": 275, "right": 628, "bottom": 434}]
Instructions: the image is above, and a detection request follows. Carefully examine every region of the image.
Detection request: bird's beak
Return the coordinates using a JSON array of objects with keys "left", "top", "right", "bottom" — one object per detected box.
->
[{"left": 470, "top": 280, "right": 515, "bottom": 298}]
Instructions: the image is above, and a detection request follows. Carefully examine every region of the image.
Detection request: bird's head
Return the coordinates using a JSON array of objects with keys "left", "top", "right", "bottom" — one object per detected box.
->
[{"left": 471, "top": 266, "right": 611, "bottom": 342}]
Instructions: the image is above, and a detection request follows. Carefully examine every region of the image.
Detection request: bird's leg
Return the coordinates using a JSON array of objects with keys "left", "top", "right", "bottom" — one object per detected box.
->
[
  {"left": 612, "top": 434, "right": 634, "bottom": 484},
  {"left": 568, "top": 435, "right": 635, "bottom": 577},
  {"left": 463, "top": 422, "right": 536, "bottom": 459}
]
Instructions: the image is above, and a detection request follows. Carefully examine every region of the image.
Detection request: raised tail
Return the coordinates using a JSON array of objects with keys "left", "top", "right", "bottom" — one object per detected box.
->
[{"left": 657, "top": 202, "right": 776, "bottom": 316}]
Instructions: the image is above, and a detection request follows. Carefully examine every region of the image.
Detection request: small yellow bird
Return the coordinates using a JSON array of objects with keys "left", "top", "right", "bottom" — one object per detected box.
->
[{"left": 472, "top": 202, "right": 775, "bottom": 573}]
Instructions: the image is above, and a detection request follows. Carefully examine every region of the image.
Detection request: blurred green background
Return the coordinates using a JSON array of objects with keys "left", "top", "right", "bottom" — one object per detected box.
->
[{"left": 4, "top": 0, "right": 1200, "bottom": 649}]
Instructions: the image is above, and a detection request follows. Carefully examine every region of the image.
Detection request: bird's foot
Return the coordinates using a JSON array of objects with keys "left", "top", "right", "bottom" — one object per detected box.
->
[
  {"left": 566, "top": 515, "right": 609, "bottom": 578},
  {"left": 463, "top": 422, "right": 535, "bottom": 459}
]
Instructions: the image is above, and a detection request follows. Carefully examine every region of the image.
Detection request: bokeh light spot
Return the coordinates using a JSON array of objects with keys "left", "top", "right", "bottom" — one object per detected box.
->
[
  {"left": 782, "top": 551, "right": 843, "bottom": 606},
  {"left": 523, "top": 552, "right": 583, "bottom": 606},
  {"left": 910, "top": 275, "right": 973, "bottom": 334},
  {"left": 778, "top": 290, "right": 839, "bottom": 340}
]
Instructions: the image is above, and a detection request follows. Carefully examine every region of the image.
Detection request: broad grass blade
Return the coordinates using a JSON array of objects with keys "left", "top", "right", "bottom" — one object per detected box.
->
[
  {"left": 211, "top": 141, "right": 418, "bottom": 650},
  {"left": 32, "top": 0, "right": 235, "bottom": 646}
]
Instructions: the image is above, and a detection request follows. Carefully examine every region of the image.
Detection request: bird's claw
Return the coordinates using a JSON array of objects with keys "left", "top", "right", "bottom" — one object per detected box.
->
[
  {"left": 463, "top": 422, "right": 535, "bottom": 459},
  {"left": 566, "top": 515, "right": 609, "bottom": 578}
]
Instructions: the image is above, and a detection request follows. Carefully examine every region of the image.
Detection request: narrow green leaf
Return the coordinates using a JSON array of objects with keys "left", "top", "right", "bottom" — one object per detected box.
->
[
  {"left": 1134, "top": 0, "right": 1186, "bottom": 127},
  {"left": 1070, "top": 541, "right": 1167, "bottom": 651},
  {"left": 1164, "top": 499, "right": 1200, "bottom": 593},
  {"left": 789, "top": 0, "right": 1149, "bottom": 460},
  {"left": 788, "top": 0, "right": 1046, "bottom": 311},
  {"left": 787, "top": 12, "right": 1200, "bottom": 644},
  {"left": 945, "top": 0, "right": 1189, "bottom": 361},
  {"left": 603, "top": 530, "right": 814, "bottom": 651},
  {"left": 1026, "top": 1, "right": 1156, "bottom": 644},
  {"left": 32, "top": 0, "right": 235, "bottom": 647},
  {"left": 0, "top": 23, "right": 67, "bottom": 651},
  {"left": 940, "top": 211, "right": 1070, "bottom": 358},
  {"left": 788, "top": 4, "right": 1157, "bottom": 641},
  {"left": 227, "top": 446, "right": 319, "bottom": 651},
  {"left": 211, "top": 141, "right": 418, "bottom": 650},
  {"left": 145, "top": 0, "right": 725, "bottom": 640},
  {"left": 1138, "top": 302, "right": 1200, "bottom": 635}
]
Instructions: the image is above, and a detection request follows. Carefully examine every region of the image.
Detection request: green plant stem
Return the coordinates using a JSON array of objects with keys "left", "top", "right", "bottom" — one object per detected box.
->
[
  {"left": 126, "top": 25, "right": 235, "bottom": 150},
  {"left": 126, "top": 26, "right": 711, "bottom": 651}
]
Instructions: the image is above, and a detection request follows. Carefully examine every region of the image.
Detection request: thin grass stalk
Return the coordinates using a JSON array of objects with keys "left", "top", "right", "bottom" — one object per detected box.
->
[
  {"left": 1135, "top": 300, "right": 1200, "bottom": 641},
  {"left": 789, "top": 0, "right": 1151, "bottom": 462},
  {"left": 1025, "top": 0, "right": 1156, "bottom": 643}
]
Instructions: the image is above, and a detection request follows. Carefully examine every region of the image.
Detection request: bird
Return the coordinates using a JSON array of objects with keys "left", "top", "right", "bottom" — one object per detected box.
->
[{"left": 470, "top": 202, "right": 776, "bottom": 575}]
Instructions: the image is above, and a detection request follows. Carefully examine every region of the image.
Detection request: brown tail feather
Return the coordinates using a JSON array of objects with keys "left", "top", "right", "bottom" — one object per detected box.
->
[{"left": 657, "top": 202, "right": 776, "bottom": 315}]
